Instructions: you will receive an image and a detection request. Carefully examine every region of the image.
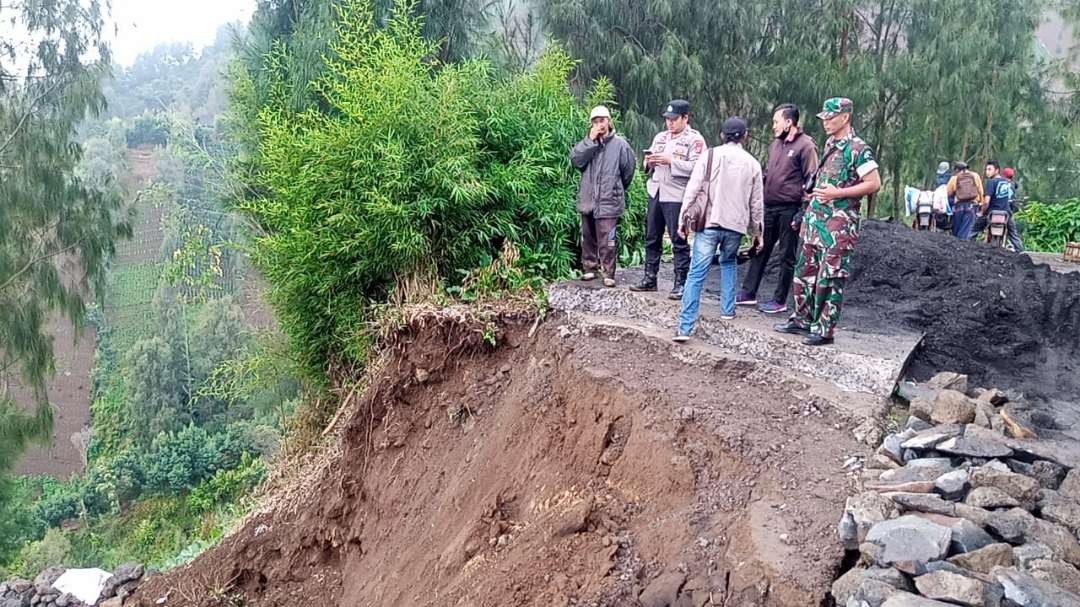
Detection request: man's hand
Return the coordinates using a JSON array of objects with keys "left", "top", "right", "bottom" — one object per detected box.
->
[
  {"left": 589, "top": 124, "right": 606, "bottom": 141},
  {"left": 677, "top": 222, "right": 688, "bottom": 240},
  {"left": 649, "top": 153, "right": 674, "bottom": 166},
  {"left": 813, "top": 183, "right": 843, "bottom": 202},
  {"left": 752, "top": 233, "right": 763, "bottom": 250},
  {"left": 791, "top": 210, "right": 805, "bottom": 231}
]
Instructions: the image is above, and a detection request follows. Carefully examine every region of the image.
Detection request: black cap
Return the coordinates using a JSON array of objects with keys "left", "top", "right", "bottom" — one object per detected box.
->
[
  {"left": 722, "top": 116, "right": 748, "bottom": 139},
  {"left": 662, "top": 99, "right": 690, "bottom": 118}
]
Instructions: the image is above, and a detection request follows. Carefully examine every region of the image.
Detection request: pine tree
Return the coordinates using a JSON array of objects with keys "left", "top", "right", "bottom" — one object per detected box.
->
[{"left": 0, "top": 0, "right": 130, "bottom": 472}]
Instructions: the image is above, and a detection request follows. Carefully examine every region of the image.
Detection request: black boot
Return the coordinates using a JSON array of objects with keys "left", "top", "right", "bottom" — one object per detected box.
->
[
  {"left": 804, "top": 334, "right": 834, "bottom": 346},
  {"left": 774, "top": 321, "right": 810, "bottom": 335},
  {"left": 630, "top": 273, "right": 658, "bottom": 292},
  {"left": 668, "top": 272, "right": 686, "bottom": 300}
]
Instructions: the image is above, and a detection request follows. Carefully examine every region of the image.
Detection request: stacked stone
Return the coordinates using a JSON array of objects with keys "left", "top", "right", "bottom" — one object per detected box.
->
[
  {"left": 0, "top": 563, "right": 145, "bottom": 607},
  {"left": 834, "top": 373, "right": 1080, "bottom": 606}
]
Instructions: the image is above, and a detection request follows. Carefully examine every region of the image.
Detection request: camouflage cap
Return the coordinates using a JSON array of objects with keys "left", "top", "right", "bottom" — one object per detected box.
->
[{"left": 816, "top": 97, "right": 854, "bottom": 119}]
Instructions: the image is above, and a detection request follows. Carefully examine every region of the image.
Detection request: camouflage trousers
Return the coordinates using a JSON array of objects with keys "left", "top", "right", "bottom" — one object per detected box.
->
[{"left": 789, "top": 203, "right": 860, "bottom": 338}]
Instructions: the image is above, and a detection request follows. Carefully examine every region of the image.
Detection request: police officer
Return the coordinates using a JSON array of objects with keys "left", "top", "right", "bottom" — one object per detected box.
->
[
  {"left": 630, "top": 99, "right": 706, "bottom": 299},
  {"left": 774, "top": 97, "right": 881, "bottom": 346}
]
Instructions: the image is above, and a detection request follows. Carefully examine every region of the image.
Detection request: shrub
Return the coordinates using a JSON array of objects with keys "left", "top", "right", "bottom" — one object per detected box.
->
[
  {"left": 187, "top": 453, "right": 266, "bottom": 514},
  {"left": 9, "top": 528, "right": 71, "bottom": 579},
  {"left": 35, "top": 482, "right": 83, "bottom": 528},
  {"left": 1016, "top": 198, "right": 1080, "bottom": 253},
  {"left": 239, "top": 0, "right": 646, "bottom": 374},
  {"left": 0, "top": 477, "right": 47, "bottom": 563},
  {"left": 125, "top": 113, "right": 169, "bottom": 148},
  {"left": 143, "top": 426, "right": 220, "bottom": 492},
  {"left": 139, "top": 423, "right": 261, "bottom": 494}
]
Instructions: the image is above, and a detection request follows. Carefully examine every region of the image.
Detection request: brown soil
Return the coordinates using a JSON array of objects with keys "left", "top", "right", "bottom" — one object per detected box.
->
[
  {"left": 12, "top": 318, "right": 96, "bottom": 479},
  {"left": 129, "top": 312, "right": 863, "bottom": 607}
]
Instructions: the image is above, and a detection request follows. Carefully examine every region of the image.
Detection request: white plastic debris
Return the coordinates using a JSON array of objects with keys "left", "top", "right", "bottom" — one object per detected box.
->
[{"left": 52, "top": 568, "right": 112, "bottom": 605}]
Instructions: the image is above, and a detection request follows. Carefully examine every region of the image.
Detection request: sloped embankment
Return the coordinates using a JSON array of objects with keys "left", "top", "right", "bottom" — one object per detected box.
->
[{"left": 128, "top": 310, "right": 867, "bottom": 607}]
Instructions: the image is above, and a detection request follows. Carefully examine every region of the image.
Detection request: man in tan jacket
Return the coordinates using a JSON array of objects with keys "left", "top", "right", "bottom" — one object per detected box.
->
[{"left": 673, "top": 117, "right": 764, "bottom": 342}]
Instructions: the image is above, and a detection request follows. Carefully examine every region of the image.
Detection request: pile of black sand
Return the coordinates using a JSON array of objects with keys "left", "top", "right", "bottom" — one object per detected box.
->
[{"left": 845, "top": 220, "right": 1080, "bottom": 401}]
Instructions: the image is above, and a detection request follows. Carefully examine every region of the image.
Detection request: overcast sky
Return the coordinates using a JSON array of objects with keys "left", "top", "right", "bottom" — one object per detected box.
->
[{"left": 108, "top": 0, "right": 255, "bottom": 65}]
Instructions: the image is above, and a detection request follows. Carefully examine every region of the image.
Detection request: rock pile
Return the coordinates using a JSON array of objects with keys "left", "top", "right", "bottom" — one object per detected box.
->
[
  {"left": 834, "top": 373, "right": 1080, "bottom": 606},
  {"left": 0, "top": 563, "right": 145, "bottom": 607}
]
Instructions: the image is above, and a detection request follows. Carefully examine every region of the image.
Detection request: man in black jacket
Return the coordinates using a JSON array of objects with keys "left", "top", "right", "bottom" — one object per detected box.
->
[
  {"left": 737, "top": 104, "right": 817, "bottom": 314},
  {"left": 570, "top": 105, "right": 637, "bottom": 287}
]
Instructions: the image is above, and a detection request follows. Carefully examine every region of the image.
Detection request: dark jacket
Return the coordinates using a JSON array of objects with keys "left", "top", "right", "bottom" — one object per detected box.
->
[
  {"left": 762, "top": 130, "right": 817, "bottom": 206},
  {"left": 571, "top": 131, "right": 636, "bottom": 219}
]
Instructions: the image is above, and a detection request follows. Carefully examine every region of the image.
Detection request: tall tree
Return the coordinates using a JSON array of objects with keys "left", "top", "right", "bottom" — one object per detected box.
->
[
  {"left": 0, "top": 0, "right": 129, "bottom": 471},
  {"left": 124, "top": 337, "right": 188, "bottom": 442}
]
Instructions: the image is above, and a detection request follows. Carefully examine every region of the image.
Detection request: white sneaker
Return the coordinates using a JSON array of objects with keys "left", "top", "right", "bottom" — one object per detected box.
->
[
  {"left": 720, "top": 314, "right": 735, "bottom": 320},
  {"left": 581, "top": 272, "right": 597, "bottom": 281},
  {"left": 672, "top": 333, "right": 690, "bottom": 343},
  {"left": 603, "top": 278, "right": 616, "bottom": 288}
]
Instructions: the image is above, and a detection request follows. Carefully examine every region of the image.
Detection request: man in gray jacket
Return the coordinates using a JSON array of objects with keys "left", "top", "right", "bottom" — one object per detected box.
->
[{"left": 571, "top": 105, "right": 636, "bottom": 287}]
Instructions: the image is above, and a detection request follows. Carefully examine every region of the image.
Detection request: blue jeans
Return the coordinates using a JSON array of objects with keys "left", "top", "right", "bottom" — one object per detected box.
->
[
  {"left": 952, "top": 203, "right": 976, "bottom": 240},
  {"left": 678, "top": 227, "right": 742, "bottom": 334}
]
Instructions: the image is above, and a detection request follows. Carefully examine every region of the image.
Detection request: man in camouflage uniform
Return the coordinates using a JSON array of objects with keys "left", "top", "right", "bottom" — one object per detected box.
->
[{"left": 775, "top": 97, "right": 881, "bottom": 346}]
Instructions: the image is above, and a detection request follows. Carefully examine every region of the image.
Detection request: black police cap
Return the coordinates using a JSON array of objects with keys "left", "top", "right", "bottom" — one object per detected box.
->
[{"left": 662, "top": 100, "right": 690, "bottom": 118}]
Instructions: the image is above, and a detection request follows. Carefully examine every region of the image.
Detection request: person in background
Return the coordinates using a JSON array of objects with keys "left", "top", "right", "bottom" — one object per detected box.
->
[
  {"left": 775, "top": 97, "right": 881, "bottom": 346},
  {"left": 932, "top": 161, "right": 954, "bottom": 232},
  {"left": 736, "top": 103, "right": 817, "bottom": 315},
  {"left": 672, "top": 117, "right": 763, "bottom": 342},
  {"left": 1000, "top": 166, "right": 1025, "bottom": 252},
  {"left": 935, "top": 161, "right": 952, "bottom": 188},
  {"left": 631, "top": 99, "right": 707, "bottom": 299},
  {"left": 979, "top": 160, "right": 1009, "bottom": 243},
  {"left": 982, "top": 160, "right": 1013, "bottom": 217},
  {"left": 570, "top": 105, "right": 636, "bottom": 287},
  {"left": 946, "top": 161, "right": 984, "bottom": 240}
]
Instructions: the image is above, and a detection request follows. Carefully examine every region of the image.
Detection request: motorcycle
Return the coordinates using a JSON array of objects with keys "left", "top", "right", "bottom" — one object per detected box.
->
[
  {"left": 904, "top": 185, "right": 949, "bottom": 232},
  {"left": 986, "top": 210, "right": 1010, "bottom": 248},
  {"left": 914, "top": 193, "right": 935, "bottom": 231}
]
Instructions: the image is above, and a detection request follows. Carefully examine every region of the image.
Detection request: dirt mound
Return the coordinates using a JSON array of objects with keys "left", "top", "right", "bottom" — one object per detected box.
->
[
  {"left": 128, "top": 312, "right": 864, "bottom": 607},
  {"left": 845, "top": 220, "right": 1080, "bottom": 402}
]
